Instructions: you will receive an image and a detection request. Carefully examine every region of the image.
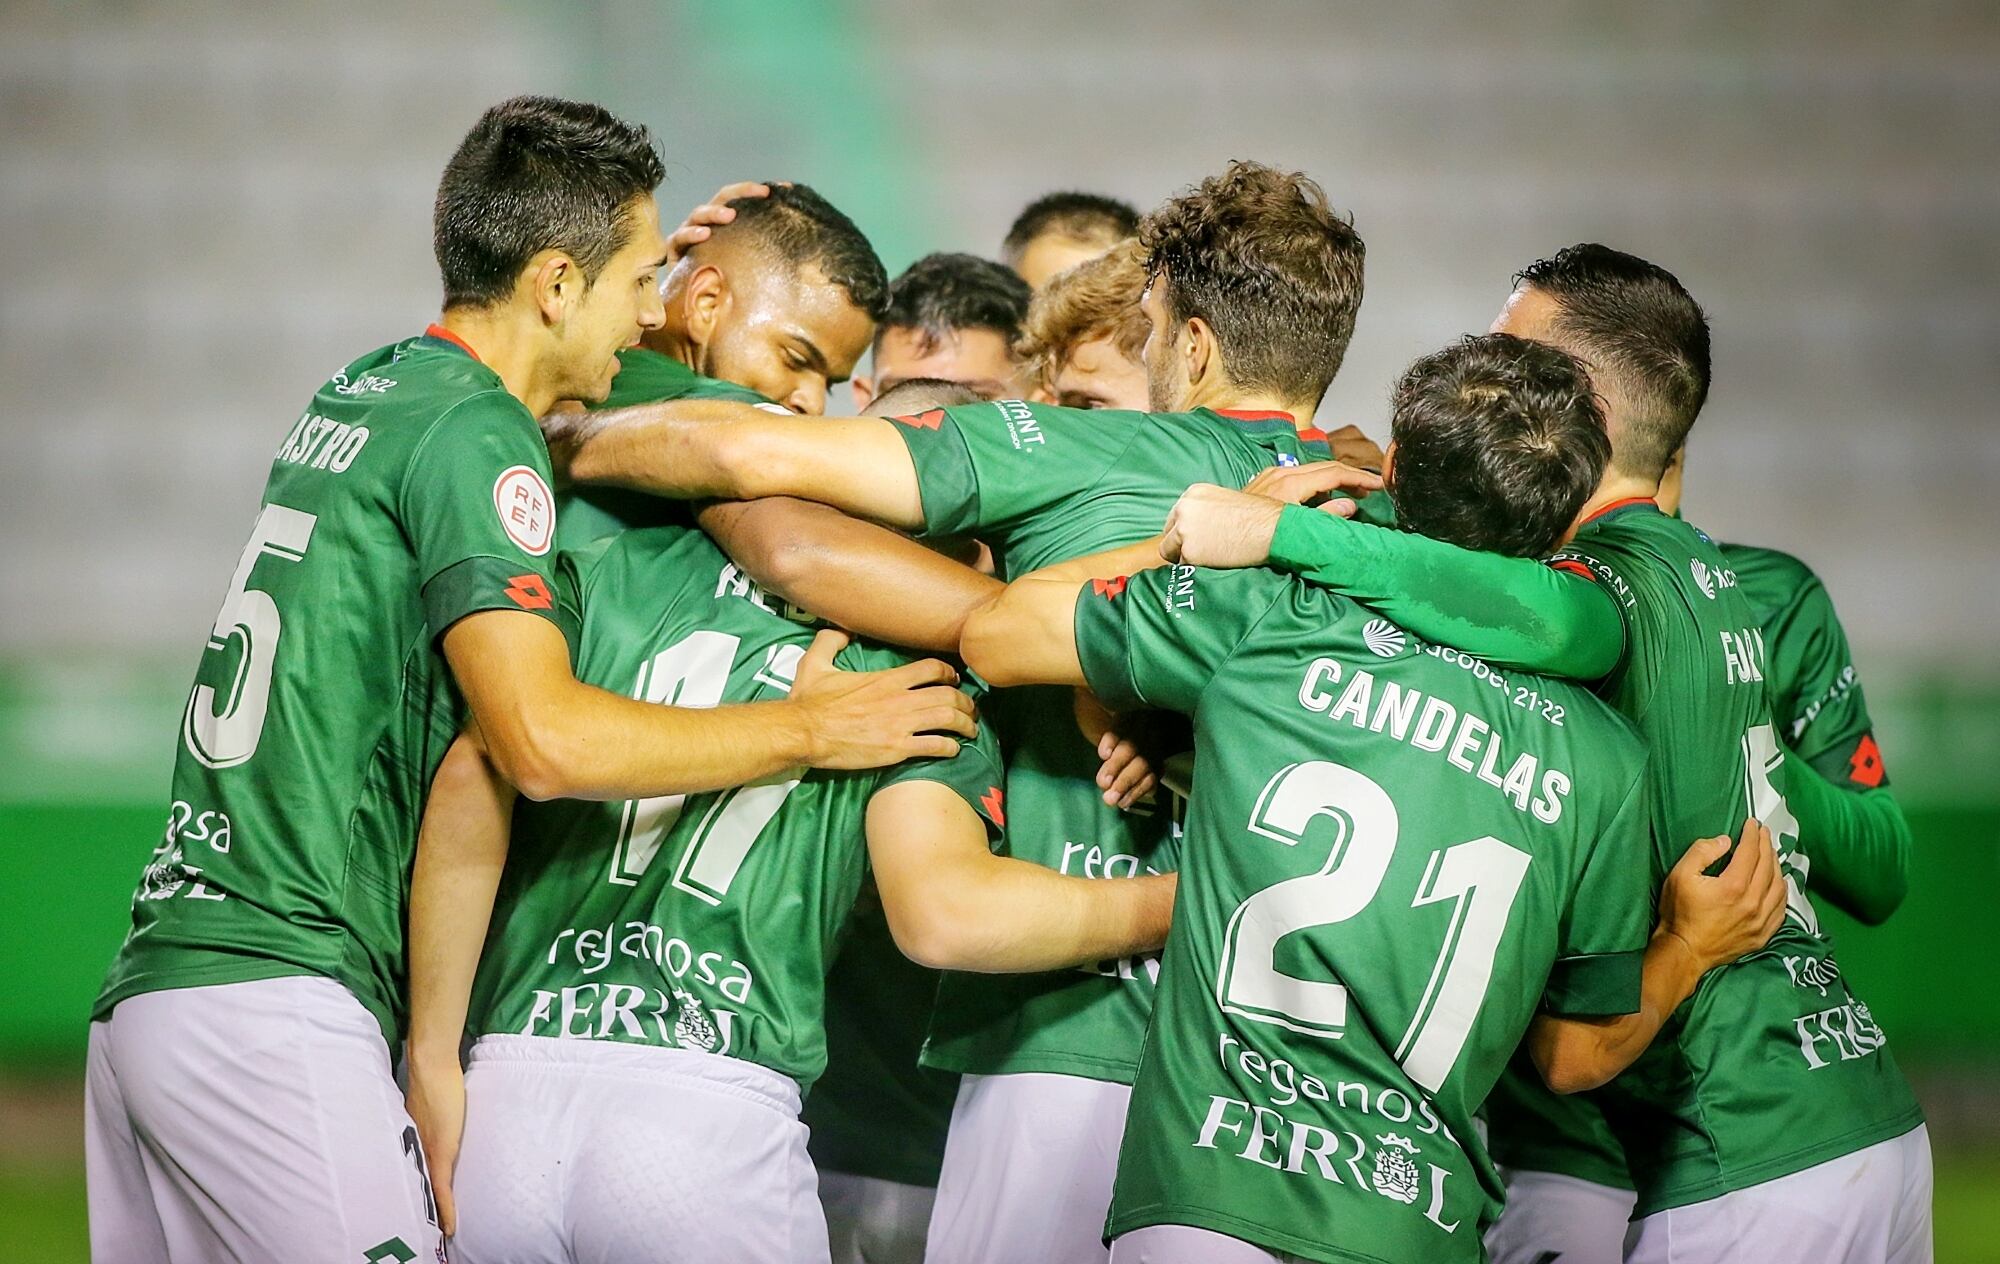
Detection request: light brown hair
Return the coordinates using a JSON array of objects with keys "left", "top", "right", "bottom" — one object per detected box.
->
[{"left": 1015, "top": 239, "right": 1149, "bottom": 392}]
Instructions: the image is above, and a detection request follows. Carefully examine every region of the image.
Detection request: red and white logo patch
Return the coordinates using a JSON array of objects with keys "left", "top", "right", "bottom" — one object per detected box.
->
[{"left": 493, "top": 465, "right": 554, "bottom": 556}]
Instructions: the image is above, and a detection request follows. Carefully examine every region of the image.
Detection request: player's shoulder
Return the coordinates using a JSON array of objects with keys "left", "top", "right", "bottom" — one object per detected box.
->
[
  {"left": 1718, "top": 540, "right": 1822, "bottom": 603},
  {"left": 321, "top": 332, "right": 522, "bottom": 427},
  {"left": 563, "top": 522, "right": 722, "bottom": 592},
  {"left": 598, "top": 347, "right": 772, "bottom": 410},
  {"left": 923, "top": 398, "right": 1147, "bottom": 439}
]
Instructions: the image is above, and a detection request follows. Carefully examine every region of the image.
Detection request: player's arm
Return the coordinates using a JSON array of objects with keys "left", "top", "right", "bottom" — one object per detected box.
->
[
  {"left": 1159, "top": 484, "right": 1624, "bottom": 679},
  {"left": 547, "top": 399, "right": 926, "bottom": 529},
  {"left": 1759, "top": 569, "right": 1911, "bottom": 924},
  {"left": 695, "top": 498, "right": 1001, "bottom": 654},
  {"left": 1528, "top": 819, "right": 1785, "bottom": 1093},
  {"left": 867, "top": 781, "right": 1176, "bottom": 971},
  {"left": 957, "top": 539, "right": 1170, "bottom": 688},
  {"left": 403, "top": 727, "right": 515, "bottom": 1237},
  {"left": 1783, "top": 764, "right": 1911, "bottom": 926},
  {"left": 446, "top": 618, "right": 973, "bottom": 801}
]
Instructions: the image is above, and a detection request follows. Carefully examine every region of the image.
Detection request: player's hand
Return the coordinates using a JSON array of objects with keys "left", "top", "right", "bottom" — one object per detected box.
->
[
  {"left": 791, "top": 630, "right": 978, "bottom": 768},
  {"left": 1241, "top": 459, "right": 1385, "bottom": 517},
  {"left": 665, "top": 181, "right": 780, "bottom": 263},
  {"left": 404, "top": 1047, "right": 465, "bottom": 1238},
  {"left": 1657, "top": 818, "right": 1786, "bottom": 974},
  {"left": 1322, "top": 424, "right": 1385, "bottom": 472},
  {"left": 1160, "top": 484, "right": 1286, "bottom": 568}
]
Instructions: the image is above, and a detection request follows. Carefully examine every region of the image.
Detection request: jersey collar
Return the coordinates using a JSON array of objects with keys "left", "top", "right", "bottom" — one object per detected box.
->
[
  {"left": 1579, "top": 496, "right": 1658, "bottom": 527},
  {"left": 424, "top": 323, "right": 484, "bottom": 364}
]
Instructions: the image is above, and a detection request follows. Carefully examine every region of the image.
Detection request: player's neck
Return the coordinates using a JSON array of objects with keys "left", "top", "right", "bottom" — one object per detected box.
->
[
  {"left": 1186, "top": 381, "right": 1319, "bottom": 427},
  {"left": 1577, "top": 471, "right": 1663, "bottom": 523},
  {"left": 435, "top": 308, "right": 563, "bottom": 418},
  {"left": 637, "top": 323, "right": 697, "bottom": 368}
]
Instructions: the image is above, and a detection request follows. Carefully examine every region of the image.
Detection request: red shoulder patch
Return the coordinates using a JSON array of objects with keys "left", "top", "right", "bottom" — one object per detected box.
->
[
  {"left": 1548, "top": 559, "right": 1596, "bottom": 581},
  {"left": 890, "top": 408, "right": 947, "bottom": 430},
  {"left": 979, "top": 785, "right": 1007, "bottom": 828},
  {"left": 504, "top": 574, "right": 553, "bottom": 611},
  {"left": 1092, "top": 576, "right": 1129, "bottom": 601},
  {"left": 1847, "top": 733, "right": 1886, "bottom": 788}
]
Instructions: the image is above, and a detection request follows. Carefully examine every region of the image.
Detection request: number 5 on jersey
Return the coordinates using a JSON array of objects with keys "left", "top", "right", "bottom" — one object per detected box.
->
[
  {"left": 183, "top": 504, "right": 316, "bottom": 769},
  {"left": 1217, "top": 760, "right": 1529, "bottom": 1093}
]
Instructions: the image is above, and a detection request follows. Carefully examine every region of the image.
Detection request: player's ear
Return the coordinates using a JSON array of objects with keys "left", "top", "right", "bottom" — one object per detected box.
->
[
  {"left": 528, "top": 250, "right": 581, "bottom": 327},
  {"left": 683, "top": 264, "right": 728, "bottom": 348},
  {"left": 1380, "top": 440, "right": 1398, "bottom": 491},
  {"left": 1185, "top": 315, "right": 1216, "bottom": 388},
  {"left": 850, "top": 374, "right": 875, "bottom": 412}
]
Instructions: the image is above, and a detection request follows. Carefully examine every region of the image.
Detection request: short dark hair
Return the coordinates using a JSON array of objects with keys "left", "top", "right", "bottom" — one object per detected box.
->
[
  {"left": 868, "top": 376, "right": 989, "bottom": 415},
  {"left": 1139, "top": 161, "right": 1365, "bottom": 406},
  {"left": 434, "top": 96, "right": 665, "bottom": 310},
  {"left": 715, "top": 183, "right": 890, "bottom": 320},
  {"left": 876, "top": 253, "right": 1032, "bottom": 356},
  {"left": 1514, "top": 244, "right": 1711, "bottom": 481},
  {"left": 1389, "top": 333, "right": 1610, "bottom": 560},
  {"left": 1001, "top": 192, "right": 1141, "bottom": 266}
]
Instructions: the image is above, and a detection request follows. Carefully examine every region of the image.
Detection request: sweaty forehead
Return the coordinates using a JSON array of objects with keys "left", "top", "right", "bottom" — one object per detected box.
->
[
  {"left": 735, "top": 258, "right": 877, "bottom": 369},
  {"left": 875, "top": 325, "right": 1015, "bottom": 383}
]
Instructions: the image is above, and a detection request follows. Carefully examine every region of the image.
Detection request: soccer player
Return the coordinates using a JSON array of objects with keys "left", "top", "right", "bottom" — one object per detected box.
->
[
  {"left": 544, "top": 159, "right": 1381, "bottom": 1263},
  {"left": 952, "top": 332, "right": 1787, "bottom": 1264},
  {"left": 850, "top": 252, "right": 1033, "bottom": 408},
  {"left": 82, "top": 97, "right": 971, "bottom": 1264},
  {"left": 1017, "top": 238, "right": 1153, "bottom": 410},
  {"left": 404, "top": 522, "right": 1177, "bottom": 1264},
  {"left": 1001, "top": 190, "right": 1142, "bottom": 289},
  {"left": 560, "top": 181, "right": 889, "bottom": 546},
  {"left": 1163, "top": 246, "right": 1929, "bottom": 1263}
]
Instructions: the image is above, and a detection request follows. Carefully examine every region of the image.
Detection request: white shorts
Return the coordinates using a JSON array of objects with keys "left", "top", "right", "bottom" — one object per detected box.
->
[
  {"left": 1625, "top": 1125, "right": 1933, "bottom": 1264},
  {"left": 819, "top": 1169, "right": 935, "bottom": 1264},
  {"left": 451, "top": 1034, "right": 827, "bottom": 1264},
  {"left": 84, "top": 975, "right": 442, "bottom": 1264},
  {"left": 1109, "top": 1224, "right": 1309, "bottom": 1263},
  {"left": 1484, "top": 1168, "right": 1635, "bottom": 1264},
  {"left": 925, "top": 1071, "right": 1134, "bottom": 1264}
]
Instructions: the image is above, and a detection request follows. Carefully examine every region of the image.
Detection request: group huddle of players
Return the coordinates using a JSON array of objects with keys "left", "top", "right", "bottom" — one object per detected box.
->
[{"left": 81, "top": 95, "right": 1928, "bottom": 1264}]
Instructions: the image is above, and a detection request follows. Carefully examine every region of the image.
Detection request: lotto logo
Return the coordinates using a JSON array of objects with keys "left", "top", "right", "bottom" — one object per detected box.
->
[
  {"left": 979, "top": 785, "right": 1007, "bottom": 827},
  {"left": 890, "top": 408, "right": 946, "bottom": 430},
  {"left": 493, "top": 465, "right": 554, "bottom": 556},
  {"left": 504, "top": 574, "right": 553, "bottom": 611},
  {"left": 1847, "top": 734, "right": 1886, "bottom": 787},
  {"left": 1093, "top": 576, "right": 1129, "bottom": 601}
]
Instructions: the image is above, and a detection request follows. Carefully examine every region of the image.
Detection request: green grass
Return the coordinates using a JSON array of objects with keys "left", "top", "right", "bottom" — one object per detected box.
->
[{"left": 9, "top": 1149, "right": 1998, "bottom": 1262}]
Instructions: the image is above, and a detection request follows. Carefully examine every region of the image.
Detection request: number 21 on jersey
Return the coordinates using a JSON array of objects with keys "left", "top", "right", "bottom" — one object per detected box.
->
[{"left": 1216, "top": 760, "right": 1530, "bottom": 1093}]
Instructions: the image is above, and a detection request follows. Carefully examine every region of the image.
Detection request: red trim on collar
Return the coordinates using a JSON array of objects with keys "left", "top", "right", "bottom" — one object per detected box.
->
[
  {"left": 1298, "top": 426, "right": 1329, "bottom": 444},
  {"left": 1580, "top": 496, "right": 1657, "bottom": 526},
  {"left": 425, "top": 323, "right": 483, "bottom": 363},
  {"left": 1212, "top": 408, "right": 1295, "bottom": 424}
]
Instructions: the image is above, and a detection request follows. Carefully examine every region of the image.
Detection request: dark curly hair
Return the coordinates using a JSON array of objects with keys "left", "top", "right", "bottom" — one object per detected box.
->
[
  {"left": 1138, "top": 161, "right": 1364, "bottom": 405},
  {"left": 1514, "top": 244, "right": 1710, "bottom": 481},
  {"left": 716, "top": 182, "right": 889, "bottom": 320},
  {"left": 435, "top": 96, "right": 664, "bottom": 310},
  {"left": 1389, "top": 333, "right": 1610, "bottom": 560},
  {"left": 875, "top": 252, "right": 1032, "bottom": 357}
]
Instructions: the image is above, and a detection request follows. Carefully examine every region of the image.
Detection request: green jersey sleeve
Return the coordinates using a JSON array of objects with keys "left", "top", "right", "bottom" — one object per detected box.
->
[
  {"left": 1267, "top": 505, "right": 1625, "bottom": 679},
  {"left": 892, "top": 400, "right": 1144, "bottom": 537},
  {"left": 874, "top": 701, "right": 1009, "bottom": 844},
  {"left": 401, "top": 390, "right": 563, "bottom": 637},
  {"left": 1543, "top": 769, "right": 1651, "bottom": 1016},
  {"left": 1073, "top": 565, "right": 1292, "bottom": 716},
  {"left": 1758, "top": 567, "right": 1887, "bottom": 788}
]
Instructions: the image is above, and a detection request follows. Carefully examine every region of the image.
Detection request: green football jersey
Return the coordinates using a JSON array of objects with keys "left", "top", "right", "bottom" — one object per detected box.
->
[
  {"left": 1724, "top": 542, "right": 1888, "bottom": 792},
  {"left": 803, "top": 901, "right": 960, "bottom": 1186},
  {"left": 1073, "top": 564, "right": 1651, "bottom": 1263},
  {"left": 463, "top": 525, "right": 1004, "bottom": 1091},
  {"left": 1486, "top": 502, "right": 1922, "bottom": 1216},
  {"left": 903, "top": 401, "right": 1332, "bottom": 1084},
  {"left": 558, "top": 346, "right": 778, "bottom": 547},
  {"left": 96, "top": 328, "right": 565, "bottom": 1047}
]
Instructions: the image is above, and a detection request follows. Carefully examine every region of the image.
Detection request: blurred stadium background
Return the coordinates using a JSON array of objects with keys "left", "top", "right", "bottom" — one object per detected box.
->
[{"left": 3, "top": 1, "right": 1995, "bottom": 1257}]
